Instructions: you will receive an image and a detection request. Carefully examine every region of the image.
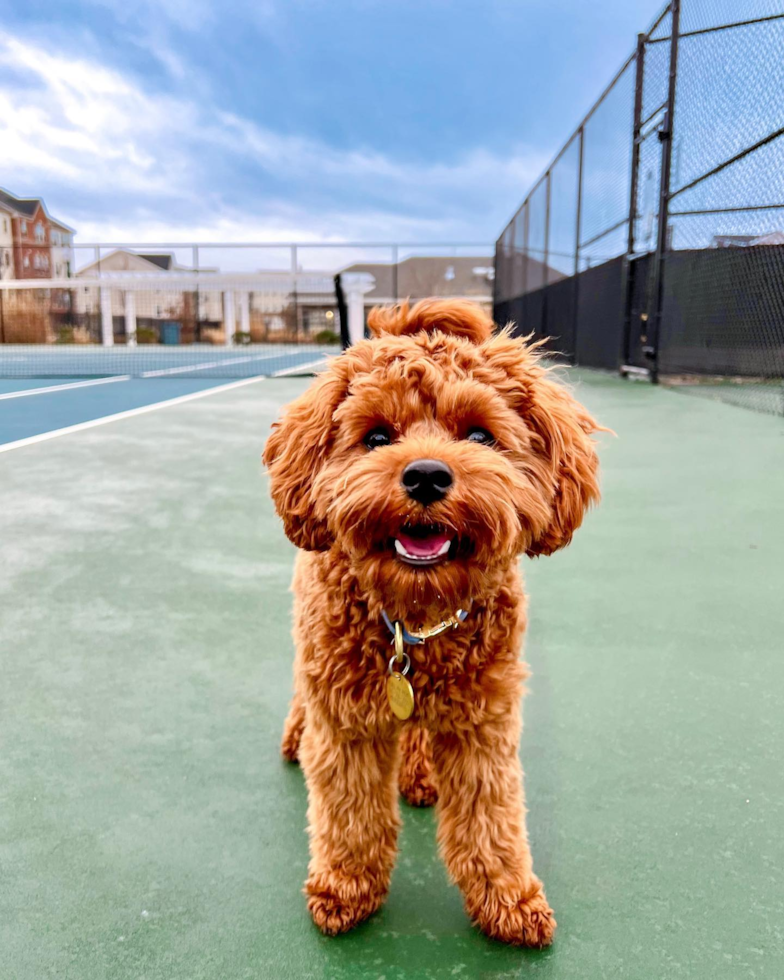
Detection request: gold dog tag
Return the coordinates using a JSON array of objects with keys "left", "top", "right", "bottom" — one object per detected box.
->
[{"left": 386, "top": 671, "right": 415, "bottom": 720}]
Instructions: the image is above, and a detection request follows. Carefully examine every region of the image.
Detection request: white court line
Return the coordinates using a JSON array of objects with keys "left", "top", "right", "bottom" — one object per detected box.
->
[
  {"left": 0, "top": 375, "right": 131, "bottom": 401},
  {"left": 0, "top": 376, "right": 265, "bottom": 455},
  {"left": 141, "top": 355, "right": 264, "bottom": 377},
  {"left": 140, "top": 349, "right": 325, "bottom": 378},
  {"left": 272, "top": 356, "right": 333, "bottom": 377}
]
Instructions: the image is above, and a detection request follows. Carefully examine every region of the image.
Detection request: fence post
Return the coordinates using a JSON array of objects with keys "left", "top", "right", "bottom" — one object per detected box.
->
[
  {"left": 628, "top": 34, "right": 645, "bottom": 258},
  {"left": 649, "top": 0, "right": 680, "bottom": 382},
  {"left": 621, "top": 32, "right": 647, "bottom": 369},
  {"left": 575, "top": 127, "right": 584, "bottom": 275},
  {"left": 543, "top": 170, "right": 551, "bottom": 339},
  {"left": 544, "top": 171, "right": 551, "bottom": 284},
  {"left": 571, "top": 126, "right": 585, "bottom": 365}
]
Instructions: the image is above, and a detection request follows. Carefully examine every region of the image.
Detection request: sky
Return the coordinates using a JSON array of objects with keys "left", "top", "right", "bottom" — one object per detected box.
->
[{"left": 0, "top": 0, "right": 665, "bottom": 246}]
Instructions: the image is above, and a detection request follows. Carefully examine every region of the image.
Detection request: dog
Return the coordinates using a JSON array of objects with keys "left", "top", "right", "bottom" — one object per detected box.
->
[{"left": 263, "top": 299, "right": 601, "bottom": 946}]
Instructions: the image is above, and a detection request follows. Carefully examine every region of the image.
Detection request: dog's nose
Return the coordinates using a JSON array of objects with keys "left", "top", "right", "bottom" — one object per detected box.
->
[{"left": 401, "top": 459, "right": 453, "bottom": 505}]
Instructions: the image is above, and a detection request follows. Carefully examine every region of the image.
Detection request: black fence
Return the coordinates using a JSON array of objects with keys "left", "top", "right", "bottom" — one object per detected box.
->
[{"left": 494, "top": 0, "right": 784, "bottom": 416}]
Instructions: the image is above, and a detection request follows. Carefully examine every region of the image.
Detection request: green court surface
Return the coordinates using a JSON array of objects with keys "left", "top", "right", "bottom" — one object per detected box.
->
[{"left": 1, "top": 371, "right": 782, "bottom": 980}]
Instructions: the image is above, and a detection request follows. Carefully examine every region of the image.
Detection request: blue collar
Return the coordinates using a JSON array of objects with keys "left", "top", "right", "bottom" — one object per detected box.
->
[{"left": 381, "top": 608, "right": 469, "bottom": 646}]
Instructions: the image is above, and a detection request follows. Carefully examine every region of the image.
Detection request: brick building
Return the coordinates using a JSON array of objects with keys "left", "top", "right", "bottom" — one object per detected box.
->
[{"left": 0, "top": 188, "right": 75, "bottom": 280}]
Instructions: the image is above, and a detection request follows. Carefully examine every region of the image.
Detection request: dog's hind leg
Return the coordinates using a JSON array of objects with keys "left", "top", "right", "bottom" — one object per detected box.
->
[
  {"left": 300, "top": 709, "right": 400, "bottom": 936},
  {"left": 281, "top": 692, "right": 306, "bottom": 763},
  {"left": 398, "top": 725, "right": 438, "bottom": 807}
]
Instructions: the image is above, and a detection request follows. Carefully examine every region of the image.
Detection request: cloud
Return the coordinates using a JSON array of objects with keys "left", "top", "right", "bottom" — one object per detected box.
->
[{"left": 0, "top": 30, "right": 546, "bottom": 244}]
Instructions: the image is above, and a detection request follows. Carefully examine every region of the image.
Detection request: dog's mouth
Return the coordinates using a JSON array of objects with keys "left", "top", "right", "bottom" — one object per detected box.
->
[{"left": 392, "top": 523, "right": 470, "bottom": 567}]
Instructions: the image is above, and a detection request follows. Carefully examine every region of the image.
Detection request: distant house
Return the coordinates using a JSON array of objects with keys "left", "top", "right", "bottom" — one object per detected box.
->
[
  {"left": 711, "top": 232, "right": 784, "bottom": 248},
  {"left": 75, "top": 249, "right": 190, "bottom": 276},
  {"left": 75, "top": 249, "right": 223, "bottom": 335},
  {"left": 0, "top": 188, "right": 75, "bottom": 280},
  {"left": 339, "top": 255, "right": 497, "bottom": 308}
]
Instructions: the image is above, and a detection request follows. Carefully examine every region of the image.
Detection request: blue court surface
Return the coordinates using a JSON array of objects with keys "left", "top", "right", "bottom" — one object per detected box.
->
[
  {"left": 0, "top": 345, "right": 334, "bottom": 448},
  {"left": 0, "top": 344, "right": 334, "bottom": 380}
]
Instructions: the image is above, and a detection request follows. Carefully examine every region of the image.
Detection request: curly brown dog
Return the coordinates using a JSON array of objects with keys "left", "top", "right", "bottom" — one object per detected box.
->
[{"left": 264, "top": 299, "right": 601, "bottom": 947}]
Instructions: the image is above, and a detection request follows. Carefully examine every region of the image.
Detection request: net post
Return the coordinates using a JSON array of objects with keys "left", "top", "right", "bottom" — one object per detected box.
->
[
  {"left": 223, "top": 290, "right": 236, "bottom": 346},
  {"left": 125, "top": 290, "right": 137, "bottom": 347}
]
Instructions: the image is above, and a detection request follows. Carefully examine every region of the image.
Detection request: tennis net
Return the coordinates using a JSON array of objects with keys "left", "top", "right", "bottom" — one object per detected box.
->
[{"left": 0, "top": 271, "right": 341, "bottom": 378}]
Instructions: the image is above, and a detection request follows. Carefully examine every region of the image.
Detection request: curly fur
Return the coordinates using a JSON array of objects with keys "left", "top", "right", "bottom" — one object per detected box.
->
[{"left": 264, "top": 299, "right": 602, "bottom": 946}]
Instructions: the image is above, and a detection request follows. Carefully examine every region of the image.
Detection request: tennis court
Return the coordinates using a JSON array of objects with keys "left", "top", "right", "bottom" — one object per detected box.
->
[
  {"left": 0, "top": 345, "right": 335, "bottom": 448},
  {"left": 1, "top": 368, "right": 782, "bottom": 979}
]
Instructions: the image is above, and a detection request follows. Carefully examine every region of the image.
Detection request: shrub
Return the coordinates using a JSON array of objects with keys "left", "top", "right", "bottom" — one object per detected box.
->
[{"left": 314, "top": 329, "right": 340, "bottom": 345}]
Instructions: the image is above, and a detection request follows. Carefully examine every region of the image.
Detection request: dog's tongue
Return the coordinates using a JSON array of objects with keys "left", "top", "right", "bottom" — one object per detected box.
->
[{"left": 396, "top": 530, "right": 451, "bottom": 558}]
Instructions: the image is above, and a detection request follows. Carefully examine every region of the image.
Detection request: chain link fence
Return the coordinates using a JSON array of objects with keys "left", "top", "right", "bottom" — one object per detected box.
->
[{"left": 495, "top": 0, "right": 784, "bottom": 416}]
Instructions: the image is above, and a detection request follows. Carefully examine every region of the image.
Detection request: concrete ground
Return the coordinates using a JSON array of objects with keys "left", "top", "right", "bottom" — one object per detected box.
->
[{"left": 1, "top": 371, "right": 782, "bottom": 979}]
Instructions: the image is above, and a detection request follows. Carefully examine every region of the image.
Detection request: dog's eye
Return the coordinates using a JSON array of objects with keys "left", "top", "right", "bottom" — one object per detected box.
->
[
  {"left": 466, "top": 427, "right": 494, "bottom": 446},
  {"left": 363, "top": 426, "right": 392, "bottom": 450}
]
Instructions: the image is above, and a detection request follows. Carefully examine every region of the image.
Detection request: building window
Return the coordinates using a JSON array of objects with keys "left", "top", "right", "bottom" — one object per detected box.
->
[
  {"left": 2, "top": 218, "right": 6, "bottom": 233},
  {"left": 23, "top": 254, "right": 30, "bottom": 268},
  {"left": 35, "top": 222, "right": 45, "bottom": 243},
  {"left": 21, "top": 221, "right": 27, "bottom": 234}
]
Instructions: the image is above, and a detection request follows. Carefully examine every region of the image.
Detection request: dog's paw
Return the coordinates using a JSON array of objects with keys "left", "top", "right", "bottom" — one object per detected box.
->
[
  {"left": 305, "top": 872, "right": 386, "bottom": 936},
  {"left": 280, "top": 726, "right": 301, "bottom": 763},
  {"left": 398, "top": 725, "right": 438, "bottom": 807},
  {"left": 474, "top": 886, "right": 556, "bottom": 948},
  {"left": 398, "top": 761, "right": 438, "bottom": 807}
]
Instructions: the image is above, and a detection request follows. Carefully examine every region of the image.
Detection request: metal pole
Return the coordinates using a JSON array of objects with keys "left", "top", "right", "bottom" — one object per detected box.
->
[
  {"left": 622, "top": 33, "right": 647, "bottom": 369},
  {"left": 628, "top": 34, "right": 646, "bottom": 258},
  {"left": 648, "top": 0, "right": 680, "bottom": 382},
  {"left": 192, "top": 245, "right": 199, "bottom": 342},
  {"left": 572, "top": 127, "right": 585, "bottom": 365},
  {"left": 542, "top": 170, "right": 551, "bottom": 338},
  {"left": 575, "top": 127, "right": 584, "bottom": 275},
  {"left": 290, "top": 244, "right": 299, "bottom": 340},
  {"left": 544, "top": 171, "right": 551, "bottom": 284},
  {"left": 392, "top": 244, "right": 398, "bottom": 303}
]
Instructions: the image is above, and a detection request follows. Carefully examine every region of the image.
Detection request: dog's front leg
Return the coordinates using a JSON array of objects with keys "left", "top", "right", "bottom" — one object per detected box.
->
[
  {"left": 299, "top": 708, "right": 400, "bottom": 935},
  {"left": 431, "top": 720, "right": 556, "bottom": 947}
]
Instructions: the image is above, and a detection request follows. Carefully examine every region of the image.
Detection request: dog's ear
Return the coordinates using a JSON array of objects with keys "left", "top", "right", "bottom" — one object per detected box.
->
[
  {"left": 482, "top": 331, "right": 602, "bottom": 556},
  {"left": 262, "top": 371, "right": 346, "bottom": 551},
  {"left": 368, "top": 299, "right": 493, "bottom": 344},
  {"left": 523, "top": 377, "right": 602, "bottom": 555}
]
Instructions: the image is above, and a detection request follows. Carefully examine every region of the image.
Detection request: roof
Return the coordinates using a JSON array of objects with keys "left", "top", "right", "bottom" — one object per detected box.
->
[
  {"left": 0, "top": 187, "right": 75, "bottom": 232},
  {"left": 339, "top": 255, "right": 500, "bottom": 302},
  {"left": 138, "top": 253, "right": 174, "bottom": 271},
  {"left": 0, "top": 189, "right": 39, "bottom": 217}
]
